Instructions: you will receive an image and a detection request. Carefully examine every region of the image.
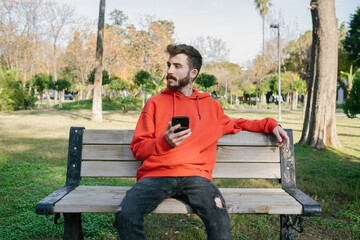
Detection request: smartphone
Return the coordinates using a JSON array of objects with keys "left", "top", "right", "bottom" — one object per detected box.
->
[{"left": 172, "top": 116, "right": 189, "bottom": 133}]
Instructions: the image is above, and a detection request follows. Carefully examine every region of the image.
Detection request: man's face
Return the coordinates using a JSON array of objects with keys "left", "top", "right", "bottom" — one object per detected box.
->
[{"left": 166, "top": 53, "right": 194, "bottom": 91}]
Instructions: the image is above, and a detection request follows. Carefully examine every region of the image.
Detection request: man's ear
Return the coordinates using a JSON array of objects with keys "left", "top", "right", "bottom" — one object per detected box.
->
[{"left": 190, "top": 69, "right": 198, "bottom": 81}]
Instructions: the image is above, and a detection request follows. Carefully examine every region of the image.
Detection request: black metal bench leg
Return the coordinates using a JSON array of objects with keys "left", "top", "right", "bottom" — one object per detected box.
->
[
  {"left": 280, "top": 215, "right": 297, "bottom": 240},
  {"left": 63, "top": 213, "right": 84, "bottom": 240}
]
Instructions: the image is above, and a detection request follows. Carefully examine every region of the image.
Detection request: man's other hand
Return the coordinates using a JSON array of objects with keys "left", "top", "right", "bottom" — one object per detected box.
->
[
  {"left": 165, "top": 122, "right": 192, "bottom": 148},
  {"left": 272, "top": 125, "right": 290, "bottom": 150}
]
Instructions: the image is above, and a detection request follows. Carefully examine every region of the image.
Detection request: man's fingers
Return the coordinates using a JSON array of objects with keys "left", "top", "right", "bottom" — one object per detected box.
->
[
  {"left": 171, "top": 124, "right": 181, "bottom": 133},
  {"left": 276, "top": 132, "right": 283, "bottom": 144},
  {"left": 273, "top": 126, "right": 290, "bottom": 149},
  {"left": 165, "top": 122, "right": 192, "bottom": 148},
  {"left": 172, "top": 131, "right": 192, "bottom": 145},
  {"left": 166, "top": 122, "right": 172, "bottom": 131}
]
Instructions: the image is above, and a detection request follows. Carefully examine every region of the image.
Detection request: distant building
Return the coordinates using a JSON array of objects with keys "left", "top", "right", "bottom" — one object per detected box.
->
[{"left": 337, "top": 81, "right": 347, "bottom": 103}]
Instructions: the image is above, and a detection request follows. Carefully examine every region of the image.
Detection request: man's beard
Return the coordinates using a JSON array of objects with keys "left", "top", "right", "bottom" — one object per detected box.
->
[{"left": 166, "top": 72, "right": 191, "bottom": 91}]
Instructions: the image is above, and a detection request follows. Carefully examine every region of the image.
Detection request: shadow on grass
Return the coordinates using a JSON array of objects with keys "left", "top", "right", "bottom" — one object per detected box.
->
[
  {"left": 59, "top": 110, "right": 91, "bottom": 120},
  {"left": 337, "top": 133, "right": 360, "bottom": 138},
  {"left": 0, "top": 136, "right": 68, "bottom": 166}
]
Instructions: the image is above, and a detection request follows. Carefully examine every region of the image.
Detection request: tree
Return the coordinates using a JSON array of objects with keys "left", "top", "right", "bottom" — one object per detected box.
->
[
  {"left": 134, "top": 70, "right": 151, "bottom": 107},
  {"left": 92, "top": 0, "right": 105, "bottom": 122},
  {"left": 191, "top": 36, "right": 230, "bottom": 64},
  {"left": 292, "top": 76, "right": 307, "bottom": 110},
  {"left": 340, "top": 65, "right": 356, "bottom": 99},
  {"left": 343, "top": 70, "right": 360, "bottom": 118},
  {"left": 54, "top": 79, "right": 71, "bottom": 108},
  {"left": 299, "top": 0, "right": 340, "bottom": 149},
  {"left": 31, "top": 73, "right": 52, "bottom": 107},
  {"left": 254, "top": 0, "right": 272, "bottom": 108},
  {"left": 258, "top": 81, "right": 271, "bottom": 104},
  {"left": 109, "top": 9, "right": 128, "bottom": 27},
  {"left": 45, "top": 1, "right": 75, "bottom": 106},
  {"left": 63, "top": 20, "right": 96, "bottom": 100},
  {"left": 203, "top": 62, "right": 244, "bottom": 104},
  {"left": 283, "top": 31, "right": 312, "bottom": 82},
  {"left": 0, "top": 0, "right": 46, "bottom": 86},
  {"left": 254, "top": 0, "right": 272, "bottom": 74},
  {"left": 196, "top": 73, "right": 217, "bottom": 92},
  {"left": 343, "top": 7, "right": 360, "bottom": 69}
]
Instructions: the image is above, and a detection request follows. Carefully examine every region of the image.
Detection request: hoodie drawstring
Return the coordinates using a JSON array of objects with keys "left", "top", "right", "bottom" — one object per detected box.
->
[
  {"left": 172, "top": 91, "right": 202, "bottom": 120},
  {"left": 173, "top": 92, "right": 176, "bottom": 117},
  {"left": 196, "top": 95, "right": 202, "bottom": 120}
]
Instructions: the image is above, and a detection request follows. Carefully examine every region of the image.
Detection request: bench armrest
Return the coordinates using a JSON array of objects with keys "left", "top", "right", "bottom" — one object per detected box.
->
[
  {"left": 36, "top": 185, "right": 76, "bottom": 215},
  {"left": 284, "top": 187, "right": 322, "bottom": 217}
]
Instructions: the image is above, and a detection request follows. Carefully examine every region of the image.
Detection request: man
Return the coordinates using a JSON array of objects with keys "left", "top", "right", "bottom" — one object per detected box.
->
[{"left": 113, "top": 44, "right": 289, "bottom": 240}]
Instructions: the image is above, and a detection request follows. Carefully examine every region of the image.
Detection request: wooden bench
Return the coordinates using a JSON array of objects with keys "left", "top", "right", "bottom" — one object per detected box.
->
[{"left": 36, "top": 127, "right": 321, "bottom": 240}]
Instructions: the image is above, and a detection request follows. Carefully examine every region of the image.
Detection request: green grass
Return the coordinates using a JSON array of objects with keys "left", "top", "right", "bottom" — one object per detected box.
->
[
  {"left": 54, "top": 98, "right": 142, "bottom": 112},
  {"left": 0, "top": 107, "right": 359, "bottom": 239}
]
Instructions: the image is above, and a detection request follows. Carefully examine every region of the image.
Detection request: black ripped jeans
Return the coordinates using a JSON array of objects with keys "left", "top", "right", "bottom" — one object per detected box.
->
[{"left": 113, "top": 176, "right": 231, "bottom": 240}]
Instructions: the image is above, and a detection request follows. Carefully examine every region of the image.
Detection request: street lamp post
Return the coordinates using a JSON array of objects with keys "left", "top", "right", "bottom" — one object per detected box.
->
[{"left": 270, "top": 23, "right": 282, "bottom": 122}]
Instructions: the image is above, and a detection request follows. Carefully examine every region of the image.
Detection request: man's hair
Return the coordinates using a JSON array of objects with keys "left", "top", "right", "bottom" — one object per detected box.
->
[{"left": 166, "top": 44, "right": 202, "bottom": 78}]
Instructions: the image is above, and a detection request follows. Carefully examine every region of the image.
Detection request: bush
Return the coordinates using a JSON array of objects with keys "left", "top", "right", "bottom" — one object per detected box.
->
[
  {"left": 0, "top": 69, "right": 35, "bottom": 111},
  {"left": 109, "top": 76, "right": 128, "bottom": 91},
  {"left": 195, "top": 73, "right": 217, "bottom": 92},
  {"left": 343, "top": 71, "right": 360, "bottom": 118},
  {"left": 112, "top": 96, "right": 138, "bottom": 113}
]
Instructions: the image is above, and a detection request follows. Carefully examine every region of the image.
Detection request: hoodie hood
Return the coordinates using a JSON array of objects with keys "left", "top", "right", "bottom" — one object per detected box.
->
[{"left": 161, "top": 88, "right": 210, "bottom": 120}]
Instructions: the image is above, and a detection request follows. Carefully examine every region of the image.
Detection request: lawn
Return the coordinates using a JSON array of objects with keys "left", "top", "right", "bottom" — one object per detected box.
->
[{"left": 0, "top": 108, "right": 359, "bottom": 239}]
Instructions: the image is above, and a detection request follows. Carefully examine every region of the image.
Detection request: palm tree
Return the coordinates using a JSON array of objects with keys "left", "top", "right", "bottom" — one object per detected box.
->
[
  {"left": 92, "top": 0, "right": 105, "bottom": 122},
  {"left": 254, "top": 0, "right": 272, "bottom": 74}
]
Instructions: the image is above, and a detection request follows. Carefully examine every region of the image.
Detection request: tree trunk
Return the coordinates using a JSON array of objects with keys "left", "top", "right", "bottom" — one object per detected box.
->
[
  {"left": 53, "top": 42, "right": 58, "bottom": 107},
  {"left": 286, "top": 92, "right": 290, "bottom": 105},
  {"left": 23, "top": 53, "right": 27, "bottom": 88},
  {"left": 92, "top": 0, "right": 105, "bottom": 122},
  {"left": 59, "top": 90, "right": 65, "bottom": 108},
  {"left": 299, "top": 0, "right": 341, "bottom": 149},
  {"left": 86, "top": 85, "right": 94, "bottom": 99},
  {"left": 45, "top": 90, "right": 51, "bottom": 108},
  {"left": 293, "top": 91, "right": 298, "bottom": 110}
]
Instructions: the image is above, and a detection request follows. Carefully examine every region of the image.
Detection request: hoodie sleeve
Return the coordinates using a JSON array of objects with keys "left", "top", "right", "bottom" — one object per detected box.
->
[
  {"left": 130, "top": 111, "right": 172, "bottom": 161},
  {"left": 216, "top": 103, "right": 278, "bottom": 135}
]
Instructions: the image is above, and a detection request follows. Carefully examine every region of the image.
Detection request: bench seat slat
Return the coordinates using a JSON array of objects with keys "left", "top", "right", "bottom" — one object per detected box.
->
[
  {"left": 81, "top": 145, "right": 280, "bottom": 163},
  {"left": 82, "top": 130, "right": 278, "bottom": 146},
  {"left": 81, "top": 161, "right": 281, "bottom": 179},
  {"left": 53, "top": 186, "right": 302, "bottom": 215}
]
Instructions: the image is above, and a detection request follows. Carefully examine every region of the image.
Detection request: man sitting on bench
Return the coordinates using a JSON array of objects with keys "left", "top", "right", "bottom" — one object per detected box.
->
[{"left": 113, "top": 44, "right": 290, "bottom": 240}]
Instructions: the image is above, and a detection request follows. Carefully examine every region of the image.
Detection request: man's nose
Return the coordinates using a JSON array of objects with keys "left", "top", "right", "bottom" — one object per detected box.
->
[{"left": 167, "top": 65, "right": 174, "bottom": 74}]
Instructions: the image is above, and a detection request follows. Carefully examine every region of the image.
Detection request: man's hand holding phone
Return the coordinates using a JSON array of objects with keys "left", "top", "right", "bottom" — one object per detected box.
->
[{"left": 165, "top": 117, "right": 191, "bottom": 148}]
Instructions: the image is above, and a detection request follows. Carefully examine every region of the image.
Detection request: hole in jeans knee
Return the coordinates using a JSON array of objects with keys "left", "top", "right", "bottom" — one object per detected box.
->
[
  {"left": 214, "top": 197, "right": 223, "bottom": 209},
  {"left": 114, "top": 206, "right": 122, "bottom": 214}
]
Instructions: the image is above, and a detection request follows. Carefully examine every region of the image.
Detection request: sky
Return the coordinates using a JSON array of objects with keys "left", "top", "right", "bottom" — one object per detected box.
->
[{"left": 56, "top": 0, "right": 359, "bottom": 65}]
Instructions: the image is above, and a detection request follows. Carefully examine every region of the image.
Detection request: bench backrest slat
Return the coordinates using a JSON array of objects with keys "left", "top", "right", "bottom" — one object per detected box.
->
[
  {"left": 82, "top": 130, "right": 278, "bottom": 146},
  {"left": 81, "top": 161, "right": 281, "bottom": 179},
  {"left": 82, "top": 145, "right": 279, "bottom": 163},
  {"left": 80, "top": 129, "right": 281, "bottom": 179}
]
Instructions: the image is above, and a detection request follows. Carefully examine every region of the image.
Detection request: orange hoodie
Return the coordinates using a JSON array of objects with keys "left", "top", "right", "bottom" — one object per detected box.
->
[{"left": 130, "top": 88, "right": 278, "bottom": 181}]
